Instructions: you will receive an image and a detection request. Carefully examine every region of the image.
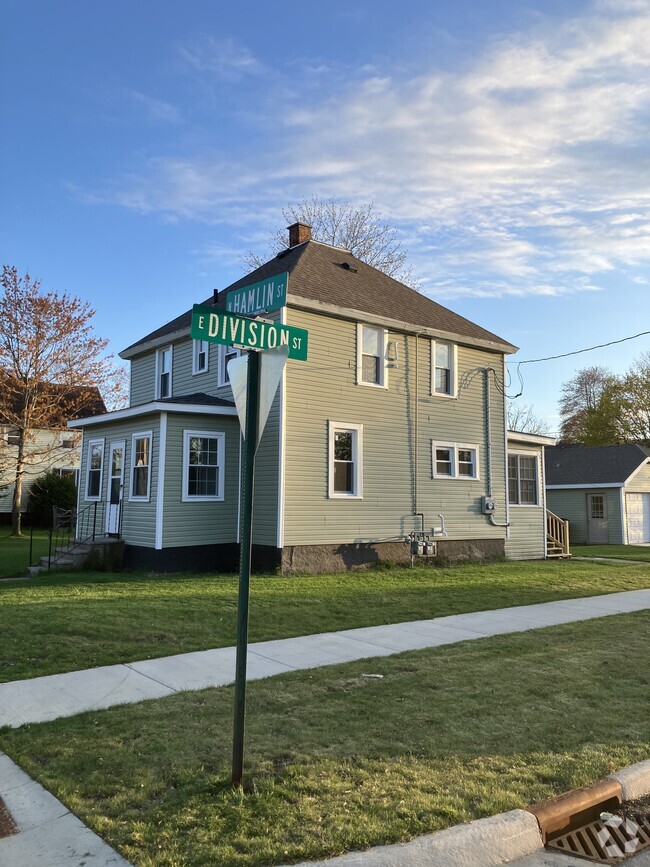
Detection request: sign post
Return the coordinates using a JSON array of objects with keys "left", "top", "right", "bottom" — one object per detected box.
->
[{"left": 190, "top": 288, "right": 309, "bottom": 789}]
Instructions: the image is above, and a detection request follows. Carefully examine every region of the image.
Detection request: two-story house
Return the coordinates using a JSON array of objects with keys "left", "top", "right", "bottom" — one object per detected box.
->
[{"left": 69, "top": 223, "right": 546, "bottom": 573}]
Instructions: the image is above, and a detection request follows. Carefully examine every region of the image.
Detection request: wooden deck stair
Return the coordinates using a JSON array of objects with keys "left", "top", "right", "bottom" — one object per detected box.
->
[{"left": 546, "top": 510, "right": 571, "bottom": 559}]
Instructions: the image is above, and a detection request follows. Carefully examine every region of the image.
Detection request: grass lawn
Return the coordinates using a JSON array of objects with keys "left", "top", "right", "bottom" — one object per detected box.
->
[
  {"left": 0, "top": 526, "right": 50, "bottom": 579},
  {"left": 2, "top": 558, "right": 650, "bottom": 683},
  {"left": 572, "top": 544, "right": 650, "bottom": 561},
  {"left": 2, "top": 612, "right": 648, "bottom": 866}
]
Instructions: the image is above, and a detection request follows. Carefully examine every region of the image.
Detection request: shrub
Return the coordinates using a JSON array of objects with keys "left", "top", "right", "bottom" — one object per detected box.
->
[{"left": 28, "top": 472, "right": 77, "bottom": 526}]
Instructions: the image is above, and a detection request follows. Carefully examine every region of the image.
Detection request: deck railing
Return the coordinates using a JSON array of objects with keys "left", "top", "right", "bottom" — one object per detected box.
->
[{"left": 546, "top": 509, "right": 570, "bottom": 557}]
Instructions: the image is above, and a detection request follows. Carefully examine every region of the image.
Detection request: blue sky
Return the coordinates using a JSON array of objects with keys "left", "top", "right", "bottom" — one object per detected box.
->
[{"left": 2, "top": 0, "right": 649, "bottom": 432}]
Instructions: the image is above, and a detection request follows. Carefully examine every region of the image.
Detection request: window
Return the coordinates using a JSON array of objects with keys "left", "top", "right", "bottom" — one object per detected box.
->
[
  {"left": 130, "top": 432, "right": 152, "bottom": 500},
  {"left": 357, "top": 324, "right": 387, "bottom": 387},
  {"left": 85, "top": 439, "right": 104, "bottom": 500},
  {"left": 328, "top": 422, "right": 363, "bottom": 498},
  {"left": 6, "top": 429, "right": 20, "bottom": 446},
  {"left": 182, "top": 430, "right": 225, "bottom": 500},
  {"left": 218, "top": 345, "right": 241, "bottom": 386},
  {"left": 193, "top": 339, "right": 209, "bottom": 375},
  {"left": 156, "top": 346, "right": 172, "bottom": 398},
  {"left": 431, "top": 341, "right": 457, "bottom": 397},
  {"left": 57, "top": 467, "right": 80, "bottom": 486},
  {"left": 432, "top": 442, "right": 479, "bottom": 480},
  {"left": 60, "top": 432, "right": 78, "bottom": 449},
  {"left": 590, "top": 494, "right": 605, "bottom": 519},
  {"left": 508, "top": 453, "right": 538, "bottom": 505}
]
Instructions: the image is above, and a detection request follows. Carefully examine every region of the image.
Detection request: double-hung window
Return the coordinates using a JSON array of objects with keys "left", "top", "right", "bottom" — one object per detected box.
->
[
  {"left": 508, "top": 453, "right": 538, "bottom": 505},
  {"left": 432, "top": 442, "right": 479, "bottom": 480},
  {"left": 6, "top": 429, "right": 20, "bottom": 446},
  {"left": 328, "top": 422, "right": 363, "bottom": 498},
  {"left": 183, "top": 430, "right": 225, "bottom": 500},
  {"left": 192, "top": 339, "right": 209, "bottom": 375},
  {"left": 357, "top": 324, "right": 387, "bottom": 387},
  {"left": 218, "top": 345, "right": 241, "bottom": 386},
  {"left": 130, "top": 432, "right": 152, "bottom": 500},
  {"left": 156, "top": 346, "right": 172, "bottom": 398},
  {"left": 431, "top": 341, "right": 457, "bottom": 397},
  {"left": 86, "top": 439, "right": 104, "bottom": 500}
]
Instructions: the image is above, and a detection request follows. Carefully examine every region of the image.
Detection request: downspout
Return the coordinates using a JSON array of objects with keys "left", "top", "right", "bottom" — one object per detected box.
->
[
  {"left": 485, "top": 367, "right": 509, "bottom": 529},
  {"left": 502, "top": 356, "right": 511, "bottom": 541},
  {"left": 413, "top": 331, "right": 425, "bottom": 532}
]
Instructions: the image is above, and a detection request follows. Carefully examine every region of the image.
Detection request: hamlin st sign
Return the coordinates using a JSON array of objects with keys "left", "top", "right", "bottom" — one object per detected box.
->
[{"left": 191, "top": 305, "right": 308, "bottom": 361}]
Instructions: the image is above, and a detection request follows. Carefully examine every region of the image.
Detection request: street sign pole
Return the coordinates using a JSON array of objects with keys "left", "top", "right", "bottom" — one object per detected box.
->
[{"left": 231, "top": 348, "right": 260, "bottom": 787}]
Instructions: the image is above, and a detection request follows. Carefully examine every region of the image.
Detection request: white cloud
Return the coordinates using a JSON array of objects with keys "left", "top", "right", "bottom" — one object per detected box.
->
[
  {"left": 178, "top": 36, "right": 264, "bottom": 81},
  {"left": 129, "top": 91, "right": 182, "bottom": 123}
]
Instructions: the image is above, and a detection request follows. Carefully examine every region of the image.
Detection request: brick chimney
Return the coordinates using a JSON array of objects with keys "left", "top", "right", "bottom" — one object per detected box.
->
[{"left": 288, "top": 222, "right": 312, "bottom": 247}]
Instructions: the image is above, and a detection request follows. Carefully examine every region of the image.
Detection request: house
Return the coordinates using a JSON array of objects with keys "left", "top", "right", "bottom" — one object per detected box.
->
[
  {"left": 545, "top": 443, "right": 650, "bottom": 545},
  {"left": 69, "top": 222, "right": 553, "bottom": 572},
  {"left": 505, "top": 430, "right": 557, "bottom": 559},
  {"left": 0, "top": 386, "right": 106, "bottom": 522}
]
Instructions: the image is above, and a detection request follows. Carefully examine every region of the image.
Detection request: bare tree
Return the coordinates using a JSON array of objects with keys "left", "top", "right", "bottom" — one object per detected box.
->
[
  {"left": 243, "top": 197, "right": 414, "bottom": 285},
  {"left": 0, "top": 266, "right": 126, "bottom": 536},
  {"left": 507, "top": 402, "right": 551, "bottom": 435}
]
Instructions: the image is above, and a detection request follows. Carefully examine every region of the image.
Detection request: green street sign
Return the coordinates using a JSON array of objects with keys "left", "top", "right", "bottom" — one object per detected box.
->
[
  {"left": 191, "top": 305, "right": 309, "bottom": 361},
  {"left": 226, "top": 272, "right": 288, "bottom": 316}
]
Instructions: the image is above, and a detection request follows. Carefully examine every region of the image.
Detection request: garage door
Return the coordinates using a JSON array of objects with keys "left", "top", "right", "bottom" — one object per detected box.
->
[{"left": 626, "top": 493, "right": 650, "bottom": 544}]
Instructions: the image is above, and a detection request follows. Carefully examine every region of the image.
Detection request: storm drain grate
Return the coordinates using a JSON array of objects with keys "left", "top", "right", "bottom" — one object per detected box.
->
[
  {"left": 0, "top": 797, "right": 18, "bottom": 838},
  {"left": 548, "top": 814, "right": 650, "bottom": 864}
]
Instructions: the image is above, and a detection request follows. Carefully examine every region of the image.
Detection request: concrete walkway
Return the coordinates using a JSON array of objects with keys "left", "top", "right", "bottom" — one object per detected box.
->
[{"left": 2, "top": 588, "right": 649, "bottom": 729}]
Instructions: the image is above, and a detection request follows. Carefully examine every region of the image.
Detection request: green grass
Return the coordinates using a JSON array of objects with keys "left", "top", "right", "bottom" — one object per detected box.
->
[
  {"left": 0, "top": 526, "right": 50, "bottom": 579},
  {"left": 2, "top": 559, "right": 650, "bottom": 683},
  {"left": 573, "top": 544, "right": 650, "bottom": 561},
  {"left": 2, "top": 612, "right": 648, "bottom": 866}
]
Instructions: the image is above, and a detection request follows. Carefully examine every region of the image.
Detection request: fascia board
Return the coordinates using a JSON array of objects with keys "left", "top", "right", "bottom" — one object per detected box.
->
[{"left": 68, "top": 401, "right": 237, "bottom": 428}]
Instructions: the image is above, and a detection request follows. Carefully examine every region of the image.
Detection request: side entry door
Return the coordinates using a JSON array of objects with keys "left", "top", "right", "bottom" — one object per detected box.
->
[
  {"left": 105, "top": 440, "right": 125, "bottom": 535},
  {"left": 586, "top": 493, "right": 608, "bottom": 544}
]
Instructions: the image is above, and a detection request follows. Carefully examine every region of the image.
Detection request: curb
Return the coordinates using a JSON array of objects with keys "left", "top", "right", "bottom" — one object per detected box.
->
[{"left": 287, "top": 759, "right": 650, "bottom": 866}]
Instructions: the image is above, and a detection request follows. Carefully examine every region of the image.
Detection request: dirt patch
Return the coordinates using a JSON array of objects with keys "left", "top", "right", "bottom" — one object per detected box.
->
[{"left": 0, "top": 797, "right": 18, "bottom": 838}]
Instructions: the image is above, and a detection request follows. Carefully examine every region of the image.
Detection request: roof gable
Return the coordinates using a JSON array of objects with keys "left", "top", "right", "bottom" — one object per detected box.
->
[
  {"left": 121, "top": 240, "right": 516, "bottom": 357},
  {"left": 545, "top": 443, "right": 650, "bottom": 486}
]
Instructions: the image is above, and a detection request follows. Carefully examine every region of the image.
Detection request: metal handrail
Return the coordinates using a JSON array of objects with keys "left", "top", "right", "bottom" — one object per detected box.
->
[{"left": 46, "top": 502, "right": 98, "bottom": 570}]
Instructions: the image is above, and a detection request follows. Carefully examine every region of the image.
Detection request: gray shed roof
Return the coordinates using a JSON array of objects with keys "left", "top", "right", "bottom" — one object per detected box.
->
[
  {"left": 121, "top": 240, "right": 516, "bottom": 357},
  {"left": 545, "top": 444, "right": 650, "bottom": 486}
]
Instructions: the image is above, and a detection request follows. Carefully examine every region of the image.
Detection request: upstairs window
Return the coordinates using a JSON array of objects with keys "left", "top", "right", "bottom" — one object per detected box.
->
[
  {"left": 508, "top": 453, "right": 538, "bottom": 505},
  {"left": 86, "top": 439, "right": 104, "bottom": 500},
  {"left": 357, "top": 324, "right": 387, "bottom": 387},
  {"left": 432, "top": 442, "right": 479, "bottom": 480},
  {"left": 218, "top": 345, "right": 241, "bottom": 386},
  {"left": 192, "top": 339, "right": 209, "bottom": 375},
  {"left": 328, "top": 422, "right": 363, "bottom": 498},
  {"left": 431, "top": 340, "right": 457, "bottom": 397},
  {"left": 156, "top": 346, "right": 172, "bottom": 398},
  {"left": 6, "top": 429, "right": 20, "bottom": 446},
  {"left": 130, "top": 432, "right": 152, "bottom": 501},
  {"left": 60, "top": 432, "right": 78, "bottom": 450}
]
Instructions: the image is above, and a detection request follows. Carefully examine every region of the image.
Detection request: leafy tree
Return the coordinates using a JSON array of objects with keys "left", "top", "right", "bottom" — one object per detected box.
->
[
  {"left": 0, "top": 266, "right": 126, "bottom": 536},
  {"left": 28, "top": 471, "right": 77, "bottom": 526},
  {"left": 557, "top": 366, "right": 624, "bottom": 445},
  {"left": 243, "top": 197, "right": 414, "bottom": 285},
  {"left": 619, "top": 352, "right": 650, "bottom": 445},
  {"left": 506, "top": 402, "right": 551, "bottom": 435}
]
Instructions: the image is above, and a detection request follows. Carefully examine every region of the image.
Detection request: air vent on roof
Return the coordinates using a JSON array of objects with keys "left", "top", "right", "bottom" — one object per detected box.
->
[{"left": 339, "top": 262, "right": 358, "bottom": 273}]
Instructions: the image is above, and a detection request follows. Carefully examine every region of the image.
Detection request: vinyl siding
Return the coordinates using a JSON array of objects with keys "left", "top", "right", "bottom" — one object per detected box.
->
[
  {"left": 283, "top": 307, "right": 508, "bottom": 546},
  {"left": 78, "top": 416, "right": 161, "bottom": 547},
  {"left": 160, "top": 413, "right": 240, "bottom": 548},
  {"left": 546, "top": 487, "right": 623, "bottom": 545},
  {"left": 0, "top": 429, "right": 81, "bottom": 514},
  {"left": 626, "top": 460, "right": 650, "bottom": 493},
  {"left": 505, "top": 443, "right": 546, "bottom": 560},
  {"left": 130, "top": 354, "right": 156, "bottom": 405}
]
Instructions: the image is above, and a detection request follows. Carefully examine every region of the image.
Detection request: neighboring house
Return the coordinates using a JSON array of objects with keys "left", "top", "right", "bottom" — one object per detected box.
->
[
  {"left": 70, "top": 222, "right": 552, "bottom": 572},
  {"left": 0, "top": 387, "right": 106, "bottom": 521},
  {"left": 545, "top": 444, "right": 650, "bottom": 545},
  {"left": 505, "top": 430, "right": 557, "bottom": 560}
]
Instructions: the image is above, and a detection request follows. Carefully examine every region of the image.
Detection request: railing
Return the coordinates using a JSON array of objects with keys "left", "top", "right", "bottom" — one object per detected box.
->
[
  {"left": 32, "top": 502, "right": 99, "bottom": 571},
  {"left": 546, "top": 509, "right": 570, "bottom": 557}
]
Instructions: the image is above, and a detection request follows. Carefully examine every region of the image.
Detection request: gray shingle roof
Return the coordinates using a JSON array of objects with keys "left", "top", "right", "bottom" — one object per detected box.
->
[
  {"left": 121, "top": 240, "right": 516, "bottom": 356},
  {"left": 545, "top": 444, "right": 650, "bottom": 486}
]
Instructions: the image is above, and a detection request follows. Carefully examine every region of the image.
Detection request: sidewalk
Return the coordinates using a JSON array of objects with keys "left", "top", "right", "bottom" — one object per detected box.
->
[{"left": 2, "top": 587, "right": 649, "bottom": 729}]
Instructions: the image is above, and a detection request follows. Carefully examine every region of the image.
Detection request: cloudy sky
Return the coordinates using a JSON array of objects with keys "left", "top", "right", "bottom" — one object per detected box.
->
[{"left": 2, "top": 0, "right": 649, "bottom": 431}]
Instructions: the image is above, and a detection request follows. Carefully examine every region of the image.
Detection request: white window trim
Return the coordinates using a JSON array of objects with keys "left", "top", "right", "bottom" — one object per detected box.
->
[
  {"left": 508, "top": 451, "right": 540, "bottom": 507},
  {"left": 431, "top": 441, "right": 480, "bottom": 480},
  {"left": 218, "top": 345, "right": 241, "bottom": 387},
  {"left": 129, "top": 430, "right": 153, "bottom": 502},
  {"left": 430, "top": 340, "right": 458, "bottom": 398},
  {"left": 192, "top": 339, "right": 209, "bottom": 375},
  {"left": 85, "top": 438, "right": 105, "bottom": 501},
  {"left": 156, "top": 345, "right": 173, "bottom": 399},
  {"left": 356, "top": 323, "right": 388, "bottom": 389},
  {"left": 182, "top": 430, "right": 225, "bottom": 502},
  {"left": 328, "top": 421, "right": 363, "bottom": 499}
]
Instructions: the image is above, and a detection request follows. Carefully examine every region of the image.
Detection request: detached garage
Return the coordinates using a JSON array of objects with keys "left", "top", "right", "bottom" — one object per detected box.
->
[{"left": 545, "top": 444, "right": 650, "bottom": 546}]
